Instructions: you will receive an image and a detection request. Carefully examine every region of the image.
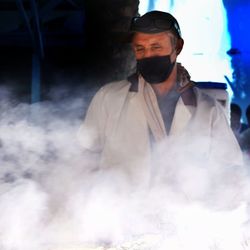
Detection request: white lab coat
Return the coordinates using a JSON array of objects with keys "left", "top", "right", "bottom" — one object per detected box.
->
[{"left": 78, "top": 77, "right": 243, "bottom": 183}]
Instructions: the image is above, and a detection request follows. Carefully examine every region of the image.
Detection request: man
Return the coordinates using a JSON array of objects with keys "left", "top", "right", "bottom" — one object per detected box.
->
[
  {"left": 230, "top": 103, "right": 244, "bottom": 142},
  {"left": 78, "top": 11, "right": 243, "bottom": 183},
  {"left": 240, "top": 105, "right": 250, "bottom": 157}
]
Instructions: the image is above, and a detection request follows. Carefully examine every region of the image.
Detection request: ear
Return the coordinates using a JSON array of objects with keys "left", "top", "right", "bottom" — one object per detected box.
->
[{"left": 176, "top": 38, "right": 184, "bottom": 55}]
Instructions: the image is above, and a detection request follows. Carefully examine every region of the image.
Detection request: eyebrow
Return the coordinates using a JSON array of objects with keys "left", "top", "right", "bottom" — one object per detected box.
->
[
  {"left": 134, "top": 44, "right": 144, "bottom": 47},
  {"left": 134, "top": 42, "right": 161, "bottom": 47},
  {"left": 151, "top": 43, "right": 161, "bottom": 46}
]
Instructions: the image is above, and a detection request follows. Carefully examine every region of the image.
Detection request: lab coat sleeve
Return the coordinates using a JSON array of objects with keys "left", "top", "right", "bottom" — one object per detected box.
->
[{"left": 77, "top": 87, "right": 108, "bottom": 153}]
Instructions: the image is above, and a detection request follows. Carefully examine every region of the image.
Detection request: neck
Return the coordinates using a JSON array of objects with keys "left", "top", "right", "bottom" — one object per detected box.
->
[{"left": 151, "top": 63, "right": 177, "bottom": 96}]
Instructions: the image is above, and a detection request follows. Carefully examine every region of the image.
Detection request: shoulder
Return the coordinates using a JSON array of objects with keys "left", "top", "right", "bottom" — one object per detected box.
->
[
  {"left": 194, "top": 86, "right": 228, "bottom": 111},
  {"left": 194, "top": 84, "right": 229, "bottom": 113},
  {"left": 194, "top": 86, "right": 229, "bottom": 121},
  {"left": 194, "top": 86, "right": 218, "bottom": 111},
  {"left": 90, "top": 79, "right": 132, "bottom": 108},
  {"left": 97, "top": 80, "right": 131, "bottom": 97}
]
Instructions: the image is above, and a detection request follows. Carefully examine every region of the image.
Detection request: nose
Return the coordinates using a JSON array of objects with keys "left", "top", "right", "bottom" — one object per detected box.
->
[{"left": 143, "top": 48, "right": 155, "bottom": 58}]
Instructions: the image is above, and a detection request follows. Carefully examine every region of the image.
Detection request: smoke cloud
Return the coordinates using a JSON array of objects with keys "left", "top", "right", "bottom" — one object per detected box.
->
[{"left": 0, "top": 85, "right": 250, "bottom": 250}]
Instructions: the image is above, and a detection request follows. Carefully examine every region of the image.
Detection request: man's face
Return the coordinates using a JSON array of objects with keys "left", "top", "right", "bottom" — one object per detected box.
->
[{"left": 131, "top": 32, "right": 177, "bottom": 61}]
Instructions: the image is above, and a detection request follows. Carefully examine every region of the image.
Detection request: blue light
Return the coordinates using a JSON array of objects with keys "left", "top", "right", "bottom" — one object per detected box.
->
[
  {"left": 139, "top": 0, "right": 232, "bottom": 84},
  {"left": 139, "top": 0, "right": 250, "bottom": 121}
]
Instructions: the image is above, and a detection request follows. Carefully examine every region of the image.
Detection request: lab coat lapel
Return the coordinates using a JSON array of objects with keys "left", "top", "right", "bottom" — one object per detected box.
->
[{"left": 169, "top": 97, "right": 192, "bottom": 136}]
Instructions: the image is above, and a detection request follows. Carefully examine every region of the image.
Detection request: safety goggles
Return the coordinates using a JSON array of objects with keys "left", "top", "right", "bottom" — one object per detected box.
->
[{"left": 130, "top": 16, "right": 182, "bottom": 39}]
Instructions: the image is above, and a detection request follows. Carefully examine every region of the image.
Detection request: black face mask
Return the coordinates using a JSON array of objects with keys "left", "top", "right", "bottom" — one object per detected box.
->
[{"left": 137, "top": 55, "right": 175, "bottom": 84}]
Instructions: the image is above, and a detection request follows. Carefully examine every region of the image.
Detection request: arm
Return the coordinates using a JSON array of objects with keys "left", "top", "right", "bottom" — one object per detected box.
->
[{"left": 78, "top": 87, "right": 108, "bottom": 153}]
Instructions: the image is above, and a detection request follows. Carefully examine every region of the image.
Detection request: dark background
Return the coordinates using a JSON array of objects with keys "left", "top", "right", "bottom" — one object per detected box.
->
[
  {"left": 0, "top": 0, "right": 249, "bottom": 115},
  {"left": 0, "top": 0, "right": 138, "bottom": 103}
]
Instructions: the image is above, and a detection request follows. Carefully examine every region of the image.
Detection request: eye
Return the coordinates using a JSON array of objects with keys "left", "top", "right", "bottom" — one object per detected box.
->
[
  {"left": 135, "top": 47, "right": 144, "bottom": 52},
  {"left": 152, "top": 45, "right": 161, "bottom": 50}
]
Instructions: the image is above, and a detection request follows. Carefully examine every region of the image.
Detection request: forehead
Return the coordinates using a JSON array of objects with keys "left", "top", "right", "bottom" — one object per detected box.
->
[{"left": 132, "top": 31, "right": 174, "bottom": 46}]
